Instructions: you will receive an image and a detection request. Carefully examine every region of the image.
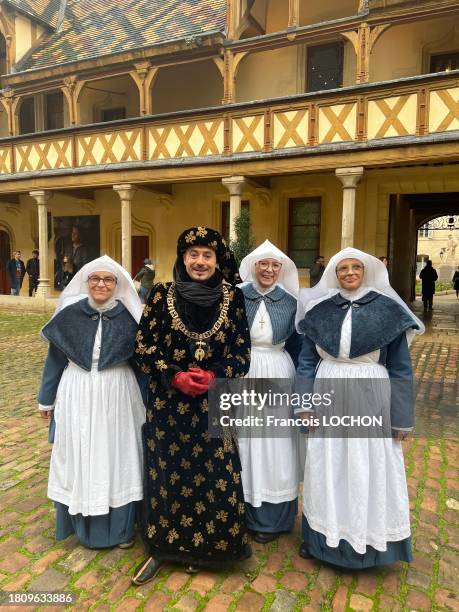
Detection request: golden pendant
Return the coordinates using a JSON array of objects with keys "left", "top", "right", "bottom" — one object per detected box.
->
[{"left": 194, "top": 340, "right": 206, "bottom": 361}]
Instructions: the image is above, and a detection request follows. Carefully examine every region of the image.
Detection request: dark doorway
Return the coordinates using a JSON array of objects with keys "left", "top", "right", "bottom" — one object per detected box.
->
[
  {"left": 0, "top": 230, "right": 11, "bottom": 294},
  {"left": 132, "top": 236, "right": 149, "bottom": 278},
  {"left": 388, "top": 193, "right": 459, "bottom": 302}
]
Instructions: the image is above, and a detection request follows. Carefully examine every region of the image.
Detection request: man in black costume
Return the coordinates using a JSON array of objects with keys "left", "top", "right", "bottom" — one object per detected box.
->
[{"left": 133, "top": 227, "right": 251, "bottom": 584}]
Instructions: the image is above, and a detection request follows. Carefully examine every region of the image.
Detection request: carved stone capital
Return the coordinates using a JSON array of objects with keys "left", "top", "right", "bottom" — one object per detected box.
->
[
  {"left": 113, "top": 183, "right": 137, "bottom": 202},
  {"left": 222, "top": 175, "right": 245, "bottom": 196},
  {"left": 335, "top": 167, "right": 364, "bottom": 189},
  {"left": 29, "top": 190, "right": 52, "bottom": 205}
]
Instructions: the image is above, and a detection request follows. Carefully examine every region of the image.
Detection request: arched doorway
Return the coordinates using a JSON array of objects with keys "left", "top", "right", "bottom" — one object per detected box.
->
[
  {"left": 388, "top": 193, "right": 459, "bottom": 301},
  {"left": 0, "top": 230, "right": 11, "bottom": 294}
]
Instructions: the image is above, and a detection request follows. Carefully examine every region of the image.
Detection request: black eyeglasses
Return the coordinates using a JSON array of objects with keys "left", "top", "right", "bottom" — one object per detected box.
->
[{"left": 87, "top": 275, "right": 117, "bottom": 287}]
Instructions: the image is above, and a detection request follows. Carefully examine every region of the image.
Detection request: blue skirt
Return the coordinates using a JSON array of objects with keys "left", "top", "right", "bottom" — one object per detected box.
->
[
  {"left": 55, "top": 501, "right": 138, "bottom": 549},
  {"left": 302, "top": 514, "right": 412, "bottom": 569},
  {"left": 246, "top": 499, "right": 298, "bottom": 533}
]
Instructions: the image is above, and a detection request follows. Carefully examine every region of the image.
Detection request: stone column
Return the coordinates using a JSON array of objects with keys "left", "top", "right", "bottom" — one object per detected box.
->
[
  {"left": 113, "top": 184, "right": 136, "bottom": 274},
  {"left": 222, "top": 176, "right": 245, "bottom": 242},
  {"left": 335, "top": 167, "right": 364, "bottom": 249},
  {"left": 29, "top": 190, "right": 52, "bottom": 297}
]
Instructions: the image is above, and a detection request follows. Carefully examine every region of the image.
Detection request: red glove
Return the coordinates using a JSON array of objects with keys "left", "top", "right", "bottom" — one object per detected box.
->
[
  {"left": 171, "top": 372, "right": 208, "bottom": 397},
  {"left": 188, "top": 368, "right": 216, "bottom": 388}
]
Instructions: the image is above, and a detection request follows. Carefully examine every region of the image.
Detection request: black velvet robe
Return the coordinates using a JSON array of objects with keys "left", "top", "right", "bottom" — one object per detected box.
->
[{"left": 135, "top": 282, "right": 251, "bottom": 566}]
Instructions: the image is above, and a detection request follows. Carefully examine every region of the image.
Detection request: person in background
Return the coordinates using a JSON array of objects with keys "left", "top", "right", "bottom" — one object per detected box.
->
[
  {"left": 309, "top": 255, "right": 325, "bottom": 287},
  {"left": 7, "top": 250, "right": 26, "bottom": 295},
  {"left": 134, "top": 258, "right": 156, "bottom": 304},
  {"left": 452, "top": 266, "right": 459, "bottom": 299},
  {"left": 419, "top": 260, "right": 438, "bottom": 311},
  {"left": 379, "top": 256, "right": 388, "bottom": 268},
  {"left": 70, "top": 226, "right": 88, "bottom": 272},
  {"left": 26, "top": 249, "right": 40, "bottom": 296},
  {"left": 61, "top": 256, "right": 75, "bottom": 289}
]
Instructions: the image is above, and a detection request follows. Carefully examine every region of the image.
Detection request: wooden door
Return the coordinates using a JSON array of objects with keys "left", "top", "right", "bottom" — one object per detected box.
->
[
  {"left": 0, "top": 230, "right": 11, "bottom": 294},
  {"left": 131, "top": 235, "right": 149, "bottom": 277}
]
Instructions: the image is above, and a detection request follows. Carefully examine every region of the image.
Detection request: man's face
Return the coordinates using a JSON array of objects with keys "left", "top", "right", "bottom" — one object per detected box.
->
[
  {"left": 14, "top": 251, "right": 21, "bottom": 260},
  {"left": 71, "top": 227, "right": 80, "bottom": 242},
  {"left": 183, "top": 246, "right": 217, "bottom": 281},
  {"left": 32, "top": 252, "right": 38, "bottom": 259},
  {"left": 318, "top": 257, "right": 325, "bottom": 266}
]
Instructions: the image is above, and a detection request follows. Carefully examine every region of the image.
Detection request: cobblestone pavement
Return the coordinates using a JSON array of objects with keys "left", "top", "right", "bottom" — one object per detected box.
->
[{"left": 0, "top": 297, "right": 457, "bottom": 611}]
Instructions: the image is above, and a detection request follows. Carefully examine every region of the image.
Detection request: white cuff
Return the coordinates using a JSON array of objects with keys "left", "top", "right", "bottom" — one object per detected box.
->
[{"left": 38, "top": 404, "right": 54, "bottom": 411}]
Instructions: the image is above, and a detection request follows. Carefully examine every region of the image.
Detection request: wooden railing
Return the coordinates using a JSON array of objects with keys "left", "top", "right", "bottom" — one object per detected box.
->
[{"left": 0, "top": 72, "right": 457, "bottom": 177}]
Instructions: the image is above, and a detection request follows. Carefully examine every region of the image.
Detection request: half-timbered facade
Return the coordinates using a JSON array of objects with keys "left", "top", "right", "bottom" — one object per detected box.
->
[{"left": 0, "top": 0, "right": 458, "bottom": 302}]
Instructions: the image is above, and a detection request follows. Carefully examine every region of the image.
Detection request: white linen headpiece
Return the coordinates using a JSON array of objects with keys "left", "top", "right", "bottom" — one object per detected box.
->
[
  {"left": 238, "top": 239, "right": 299, "bottom": 298},
  {"left": 295, "top": 247, "right": 424, "bottom": 342},
  {"left": 52, "top": 255, "right": 143, "bottom": 323}
]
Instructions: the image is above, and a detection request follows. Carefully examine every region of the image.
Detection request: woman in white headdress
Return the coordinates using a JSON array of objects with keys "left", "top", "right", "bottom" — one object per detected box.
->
[
  {"left": 295, "top": 247, "right": 424, "bottom": 568},
  {"left": 238, "top": 240, "right": 302, "bottom": 543},
  {"left": 37, "top": 255, "right": 146, "bottom": 549}
]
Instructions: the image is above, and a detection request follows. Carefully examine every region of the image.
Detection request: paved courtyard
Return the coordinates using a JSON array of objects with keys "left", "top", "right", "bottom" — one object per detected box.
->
[{"left": 0, "top": 296, "right": 457, "bottom": 611}]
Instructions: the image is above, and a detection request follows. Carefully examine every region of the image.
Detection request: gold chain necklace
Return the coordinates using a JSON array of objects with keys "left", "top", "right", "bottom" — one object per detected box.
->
[{"left": 166, "top": 283, "right": 230, "bottom": 361}]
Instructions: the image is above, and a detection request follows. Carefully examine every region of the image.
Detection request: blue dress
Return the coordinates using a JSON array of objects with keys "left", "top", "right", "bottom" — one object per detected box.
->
[
  {"left": 297, "top": 290, "right": 416, "bottom": 568},
  {"left": 240, "top": 284, "right": 302, "bottom": 534},
  {"left": 38, "top": 300, "right": 145, "bottom": 549}
]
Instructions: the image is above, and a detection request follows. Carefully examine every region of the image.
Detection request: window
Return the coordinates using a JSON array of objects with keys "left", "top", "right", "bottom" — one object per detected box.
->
[
  {"left": 418, "top": 223, "right": 433, "bottom": 239},
  {"left": 101, "top": 107, "right": 126, "bottom": 122},
  {"left": 430, "top": 52, "right": 459, "bottom": 73},
  {"left": 19, "top": 97, "right": 36, "bottom": 134},
  {"left": 288, "top": 197, "right": 321, "bottom": 268},
  {"left": 45, "top": 91, "right": 64, "bottom": 130},
  {"left": 306, "top": 42, "right": 343, "bottom": 92},
  {"left": 221, "top": 200, "right": 250, "bottom": 243}
]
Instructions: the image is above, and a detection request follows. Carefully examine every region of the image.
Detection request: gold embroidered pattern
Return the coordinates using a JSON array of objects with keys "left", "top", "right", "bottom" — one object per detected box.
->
[
  {"left": 180, "top": 515, "right": 193, "bottom": 527},
  {"left": 216, "top": 510, "right": 228, "bottom": 522},
  {"left": 167, "top": 529, "right": 179, "bottom": 543},
  {"left": 159, "top": 515, "right": 169, "bottom": 528},
  {"left": 216, "top": 479, "right": 227, "bottom": 491}
]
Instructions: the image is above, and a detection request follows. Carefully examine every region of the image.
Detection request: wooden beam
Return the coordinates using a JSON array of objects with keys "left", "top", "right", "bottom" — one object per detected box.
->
[
  {"left": 0, "top": 140, "right": 457, "bottom": 195},
  {"left": 54, "top": 188, "right": 95, "bottom": 201},
  {"left": 0, "top": 193, "right": 19, "bottom": 203}
]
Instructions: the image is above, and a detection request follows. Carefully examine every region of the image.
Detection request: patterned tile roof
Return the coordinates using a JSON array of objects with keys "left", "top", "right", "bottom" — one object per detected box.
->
[
  {"left": 5, "top": 0, "right": 62, "bottom": 28},
  {"left": 15, "top": 0, "right": 227, "bottom": 72}
]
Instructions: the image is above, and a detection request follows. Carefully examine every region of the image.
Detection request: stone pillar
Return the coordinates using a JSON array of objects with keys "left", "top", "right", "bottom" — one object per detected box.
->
[
  {"left": 335, "top": 167, "right": 364, "bottom": 249},
  {"left": 222, "top": 176, "right": 245, "bottom": 242},
  {"left": 113, "top": 184, "right": 136, "bottom": 274},
  {"left": 29, "top": 190, "right": 52, "bottom": 297}
]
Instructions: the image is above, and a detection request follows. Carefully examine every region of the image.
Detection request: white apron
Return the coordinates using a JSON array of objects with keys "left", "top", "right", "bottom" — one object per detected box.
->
[
  {"left": 302, "top": 309, "right": 411, "bottom": 553},
  {"left": 238, "top": 301, "right": 300, "bottom": 507},
  {"left": 47, "top": 322, "right": 145, "bottom": 516}
]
